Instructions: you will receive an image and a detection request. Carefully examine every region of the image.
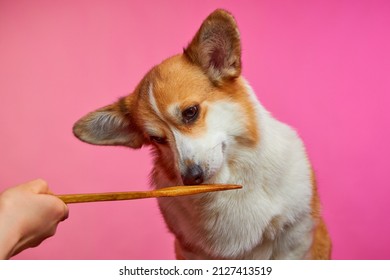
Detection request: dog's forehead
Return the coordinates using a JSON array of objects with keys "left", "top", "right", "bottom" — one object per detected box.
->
[{"left": 150, "top": 55, "right": 211, "bottom": 109}]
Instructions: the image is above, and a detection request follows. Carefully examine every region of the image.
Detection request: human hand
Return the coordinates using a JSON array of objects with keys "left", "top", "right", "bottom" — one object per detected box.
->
[{"left": 0, "top": 179, "right": 69, "bottom": 259}]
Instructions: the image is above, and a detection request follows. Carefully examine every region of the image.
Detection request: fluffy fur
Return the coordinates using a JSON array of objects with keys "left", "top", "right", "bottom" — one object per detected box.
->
[{"left": 73, "top": 9, "right": 331, "bottom": 259}]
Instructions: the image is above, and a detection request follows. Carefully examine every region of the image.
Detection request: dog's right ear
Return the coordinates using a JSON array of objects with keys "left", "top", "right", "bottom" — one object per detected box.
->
[
  {"left": 184, "top": 9, "right": 242, "bottom": 85},
  {"left": 73, "top": 97, "right": 144, "bottom": 148}
]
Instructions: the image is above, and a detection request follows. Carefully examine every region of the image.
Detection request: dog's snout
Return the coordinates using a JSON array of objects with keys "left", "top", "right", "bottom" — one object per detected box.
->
[{"left": 182, "top": 164, "right": 204, "bottom": 185}]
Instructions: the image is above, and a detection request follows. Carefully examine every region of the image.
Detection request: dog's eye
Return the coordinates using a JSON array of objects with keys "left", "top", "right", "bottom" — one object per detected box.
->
[
  {"left": 150, "top": 136, "right": 167, "bottom": 144},
  {"left": 182, "top": 105, "right": 199, "bottom": 124}
]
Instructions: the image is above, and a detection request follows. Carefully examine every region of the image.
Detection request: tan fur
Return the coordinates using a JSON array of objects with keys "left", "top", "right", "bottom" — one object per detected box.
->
[{"left": 309, "top": 170, "right": 332, "bottom": 259}]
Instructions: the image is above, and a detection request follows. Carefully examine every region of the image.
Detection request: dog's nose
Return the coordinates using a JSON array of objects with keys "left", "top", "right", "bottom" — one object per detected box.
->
[{"left": 182, "top": 165, "right": 204, "bottom": 185}]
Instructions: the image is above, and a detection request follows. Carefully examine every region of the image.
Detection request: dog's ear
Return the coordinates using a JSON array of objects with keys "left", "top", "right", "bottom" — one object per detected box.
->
[
  {"left": 184, "top": 9, "right": 241, "bottom": 85},
  {"left": 73, "top": 97, "right": 144, "bottom": 148}
]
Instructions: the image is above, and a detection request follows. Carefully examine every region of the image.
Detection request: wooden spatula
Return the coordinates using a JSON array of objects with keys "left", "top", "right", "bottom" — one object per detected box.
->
[{"left": 57, "top": 184, "right": 242, "bottom": 204}]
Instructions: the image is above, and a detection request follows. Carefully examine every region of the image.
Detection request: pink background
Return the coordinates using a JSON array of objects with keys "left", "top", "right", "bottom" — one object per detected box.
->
[{"left": 0, "top": 0, "right": 389, "bottom": 260}]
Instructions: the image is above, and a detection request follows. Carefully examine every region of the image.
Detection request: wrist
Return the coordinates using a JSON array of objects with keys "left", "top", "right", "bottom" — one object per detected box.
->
[
  {"left": 0, "top": 199, "right": 22, "bottom": 259},
  {"left": 0, "top": 234, "right": 19, "bottom": 259}
]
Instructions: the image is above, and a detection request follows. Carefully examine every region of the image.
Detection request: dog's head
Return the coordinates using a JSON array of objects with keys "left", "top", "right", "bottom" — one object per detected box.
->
[{"left": 73, "top": 9, "right": 259, "bottom": 186}]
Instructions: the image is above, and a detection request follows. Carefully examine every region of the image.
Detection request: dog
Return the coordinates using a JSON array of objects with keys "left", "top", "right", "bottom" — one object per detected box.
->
[{"left": 73, "top": 9, "right": 331, "bottom": 259}]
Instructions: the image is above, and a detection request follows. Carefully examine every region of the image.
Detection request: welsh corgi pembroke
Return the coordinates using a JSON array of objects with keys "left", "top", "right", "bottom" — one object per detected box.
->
[{"left": 73, "top": 9, "right": 331, "bottom": 259}]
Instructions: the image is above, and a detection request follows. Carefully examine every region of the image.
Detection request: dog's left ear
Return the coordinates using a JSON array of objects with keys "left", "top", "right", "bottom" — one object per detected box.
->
[
  {"left": 72, "top": 97, "right": 144, "bottom": 149},
  {"left": 184, "top": 9, "right": 241, "bottom": 85}
]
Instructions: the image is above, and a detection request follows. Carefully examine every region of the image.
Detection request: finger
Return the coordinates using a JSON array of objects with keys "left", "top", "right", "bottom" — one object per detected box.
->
[
  {"left": 20, "top": 179, "right": 50, "bottom": 194},
  {"left": 60, "top": 203, "right": 69, "bottom": 221},
  {"left": 52, "top": 195, "right": 70, "bottom": 222}
]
